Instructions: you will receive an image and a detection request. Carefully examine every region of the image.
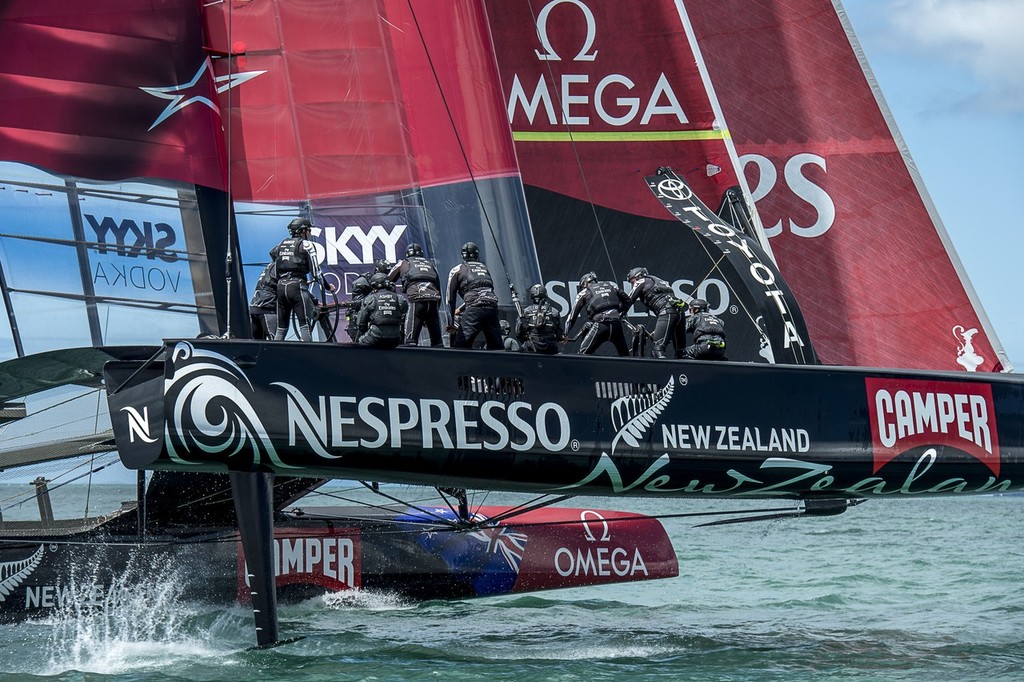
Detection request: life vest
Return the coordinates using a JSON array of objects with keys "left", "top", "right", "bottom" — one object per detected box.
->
[
  {"left": 585, "top": 282, "right": 622, "bottom": 317},
  {"left": 404, "top": 257, "right": 439, "bottom": 285},
  {"left": 693, "top": 312, "right": 726, "bottom": 341},
  {"left": 640, "top": 275, "right": 677, "bottom": 313},
  {"left": 275, "top": 237, "right": 309, "bottom": 276},
  {"left": 369, "top": 291, "right": 403, "bottom": 326},
  {"left": 525, "top": 303, "right": 561, "bottom": 340},
  {"left": 460, "top": 261, "right": 494, "bottom": 292}
]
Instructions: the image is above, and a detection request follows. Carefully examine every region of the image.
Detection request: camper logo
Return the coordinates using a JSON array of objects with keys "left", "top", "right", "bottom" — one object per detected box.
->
[
  {"left": 0, "top": 546, "right": 44, "bottom": 603},
  {"left": 865, "top": 377, "right": 1000, "bottom": 475}
]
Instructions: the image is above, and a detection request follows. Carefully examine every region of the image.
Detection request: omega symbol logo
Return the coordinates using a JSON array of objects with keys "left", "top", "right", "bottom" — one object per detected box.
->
[
  {"left": 580, "top": 510, "right": 611, "bottom": 542},
  {"left": 122, "top": 406, "right": 158, "bottom": 444},
  {"left": 534, "top": 0, "right": 598, "bottom": 62},
  {"left": 657, "top": 178, "right": 693, "bottom": 201}
]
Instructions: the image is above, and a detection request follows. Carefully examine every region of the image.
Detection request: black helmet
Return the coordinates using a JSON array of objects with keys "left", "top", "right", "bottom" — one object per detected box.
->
[
  {"left": 369, "top": 273, "right": 392, "bottom": 290},
  {"left": 374, "top": 259, "right": 392, "bottom": 274},
  {"left": 287, "top": 217, "right": 312, "bottom": 237},
  {"left": 352, "top": 277, "right": 372, "bottom": 296},
  {"left": 528, "top": 283, "right": 547, "bottom": 303},
  {"left": 406, "top": 243, "right": 424, "bottom": 257},
  {"left": 626, "top": 266, "right": 647, "bottom": 282},
  {"left": 689, "top": 298, "right": 709, "bottom": 312},
  {"left": 578, "top": 272, "right": 597, "bottom": 289},
  {"left": 461, "top": 242, "right": 480, "bottom": 260}
]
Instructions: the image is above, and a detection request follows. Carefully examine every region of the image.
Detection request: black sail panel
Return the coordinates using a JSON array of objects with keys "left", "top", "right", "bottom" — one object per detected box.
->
[{"left": 645, "top": 169, "right": 818, "bottom": 365}]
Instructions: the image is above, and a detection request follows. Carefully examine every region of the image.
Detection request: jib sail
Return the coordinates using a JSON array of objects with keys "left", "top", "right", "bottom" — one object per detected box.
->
[{"left": 686, "top": 0, "right": 1010, "bottom": 372}]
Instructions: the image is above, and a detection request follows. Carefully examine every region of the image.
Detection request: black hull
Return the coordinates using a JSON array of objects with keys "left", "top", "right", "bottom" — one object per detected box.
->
[{"left": 107, "top": 340, "right": 1024, "bottom": 499}]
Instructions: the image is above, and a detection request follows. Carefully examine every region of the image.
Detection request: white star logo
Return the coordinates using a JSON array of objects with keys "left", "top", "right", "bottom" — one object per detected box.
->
[{"left": 140, "top": 59, "right": 266, "bottom": 131}]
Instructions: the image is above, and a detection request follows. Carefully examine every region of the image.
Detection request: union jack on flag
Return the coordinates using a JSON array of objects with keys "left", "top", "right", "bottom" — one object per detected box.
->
[{"left": 468, "top": 525, "right": 528, "bottom": 572}]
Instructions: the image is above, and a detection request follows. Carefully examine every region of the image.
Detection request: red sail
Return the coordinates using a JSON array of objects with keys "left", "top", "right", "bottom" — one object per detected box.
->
[
  {"left": 0, "top": 0, "right": 226, "bottom": 190},
  {"left": 201, "top": 0, "right": 520, "bottom": 202},
  {"left": 484, "top": 0, "right": 743, "bottom": 218},
  {"left": 686, "top": 0, "right": 1008, "bottom": 372}
]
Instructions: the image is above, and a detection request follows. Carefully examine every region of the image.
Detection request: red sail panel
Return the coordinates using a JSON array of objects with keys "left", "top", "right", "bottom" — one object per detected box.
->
[
  {"left": 0, "top": 0, "right": 226, "bottom": 189},
  {"left": 484, "top": 0, "right": 743, "bottom": 218},
  {"left": 201, "top": 0, "right": 519, "bottom": 203},
  {"left": 686, "top": 0, "right": 1007, "bottom": 372}
]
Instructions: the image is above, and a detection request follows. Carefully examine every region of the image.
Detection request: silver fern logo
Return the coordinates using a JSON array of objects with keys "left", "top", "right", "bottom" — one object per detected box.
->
[
  {"left": 609, "top": 377, "right": 675, "bottom": 454},
  {"left": 0, "top": 545, "right": 43, "bottom": 603},
  {"left": 165, "top": 341, "right": 296, "bottom": 470}
]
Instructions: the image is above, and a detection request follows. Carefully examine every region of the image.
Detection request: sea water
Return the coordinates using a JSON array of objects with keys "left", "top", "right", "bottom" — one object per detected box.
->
[{"left": 0, "top": 485, "right": 1021, "bottom": 681}]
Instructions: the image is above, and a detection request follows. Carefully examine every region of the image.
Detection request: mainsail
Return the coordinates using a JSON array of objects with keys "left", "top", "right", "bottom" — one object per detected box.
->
[
  {"left": 685, "top": 0, "right": 1010, "bottom": 372},
  {"left": 201, "top": 0, "right": 542, "bottom": 331}
]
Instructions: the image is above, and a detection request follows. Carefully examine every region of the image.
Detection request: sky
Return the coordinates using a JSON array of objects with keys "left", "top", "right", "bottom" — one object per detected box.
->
[{"left": 839, "top": 0, "right": 1024, "bottom": 370}]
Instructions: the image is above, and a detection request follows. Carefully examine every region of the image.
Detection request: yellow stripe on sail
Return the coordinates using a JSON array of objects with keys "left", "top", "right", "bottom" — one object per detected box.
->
[{"left": 511, "top": 130, "right": 730, "bottom": 142}]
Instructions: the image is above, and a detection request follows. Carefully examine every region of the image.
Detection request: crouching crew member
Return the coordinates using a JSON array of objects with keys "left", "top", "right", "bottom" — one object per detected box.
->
[
  {"left": 271, "top": 217, "right": 335, "bottom": 342},
  {"left": 683, "top": 298, "right": 727, "bottom": 360},
  {"left": 565, "top": 272, "right": 630, "bottom": 356},
  {"left": 249, "top": 262, "right": 278, "bottom": 340},
  {"left": 446, "top": 241, "right": 503, "bottom": 349},
  {"left": 516, "top": 284, "right": 563, "bottom": 355},
  {"left": 389, "top": 242, "right": 443, "bottom": 346},
  {"left": 345, "top": 274, "right": 372, "bottom": 342},
  {"left": 625, "top": 266, "right": 684, "bottom": 358},
  {"left": 356, "top": 273, "right": 408, "bottom": 349}
]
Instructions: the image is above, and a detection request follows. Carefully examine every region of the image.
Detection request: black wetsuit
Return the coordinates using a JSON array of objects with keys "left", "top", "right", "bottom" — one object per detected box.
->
[
  {"left": 270, "top": 236, "right": 326, "bottom": 342},
  {"left": 356, "top": 289, "right": 409, "bottom": 349},
  {"left": 446, "top": 260, "right": 502, "bottom": 350},
  {"left": 248, "top": 262, "right": 279, "bottom": 340},
  {"left": 516, "top": 300, "right": 563, "bottom": 355},
  {"left": 389, "top": 256, "right": 443, "bottom": 346},
  {"left": 626, "top": 274, "right": 684, "bottom": 358},
  {"left": 683, "top": 310, "right": 727, "bottom": 360},
  {"left": 565, "top": 281, "right": 631, "bottom": 356}
]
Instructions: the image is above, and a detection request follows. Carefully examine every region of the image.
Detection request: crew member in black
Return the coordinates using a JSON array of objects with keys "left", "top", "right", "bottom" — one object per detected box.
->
[
  {"left": 344, "top": 259, "right": 391, "bottom": 342},
  {"left": 248, "top": 262, "right": 278, "bottom": 340},
  {"left": 516, "top": 284, "right": 563, "bottom": 355},
  {"left": 682, "top": 298, "right": 727, "bottom": 360},
  {"left": 445, "top": 241, "right": 503, "bottom": 349},
  {"left": 388, "top": 242, "right": 443, "bottom": 347},
  {"left": 356, "top": 273, "right": 408, "bottom": 349},
  {"left": 565, "top": 272, "right": 631, "bottom": 356},
  {"left": 625, "top": 267, "right": 684, "bottom": 358},
  {"left": 271, "top": 217, "right": 334, "bottom": 342},
  {"left": 345, "top": 274, "right": 372, "bottom": 342}
]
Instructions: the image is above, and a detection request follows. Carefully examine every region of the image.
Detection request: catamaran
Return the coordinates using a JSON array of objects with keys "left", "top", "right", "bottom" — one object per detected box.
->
[{"left": 1, "top": 0, "right": 1020, "bottom": 646}]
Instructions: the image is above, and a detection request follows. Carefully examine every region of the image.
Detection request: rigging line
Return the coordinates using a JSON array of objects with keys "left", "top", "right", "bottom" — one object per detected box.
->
[
  {"left": 0, "top": 457, "right": 119, "bottom": 515},
  {"left": 223, "top": 0, "right": 236, "bottom": 338},
  {"left": 356, "top": 481, "right": 463, "bottom": 527},
  {"left": 524, "top": 0, "right": 617, "bottom": 280},
  {"left": 403, "top": 1, "right": 513, "bottom": 283},
  {"left": 478, "top": 494, "right": 576, "bottom": 526},
  {"left": 0, "top": 453, "right": 116, "bottom": 507}
]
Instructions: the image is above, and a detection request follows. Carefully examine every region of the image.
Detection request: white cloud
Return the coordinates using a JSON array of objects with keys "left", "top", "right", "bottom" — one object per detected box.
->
[{"left": 889, "top": 0, "right": 1024, "bottom": 111}]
